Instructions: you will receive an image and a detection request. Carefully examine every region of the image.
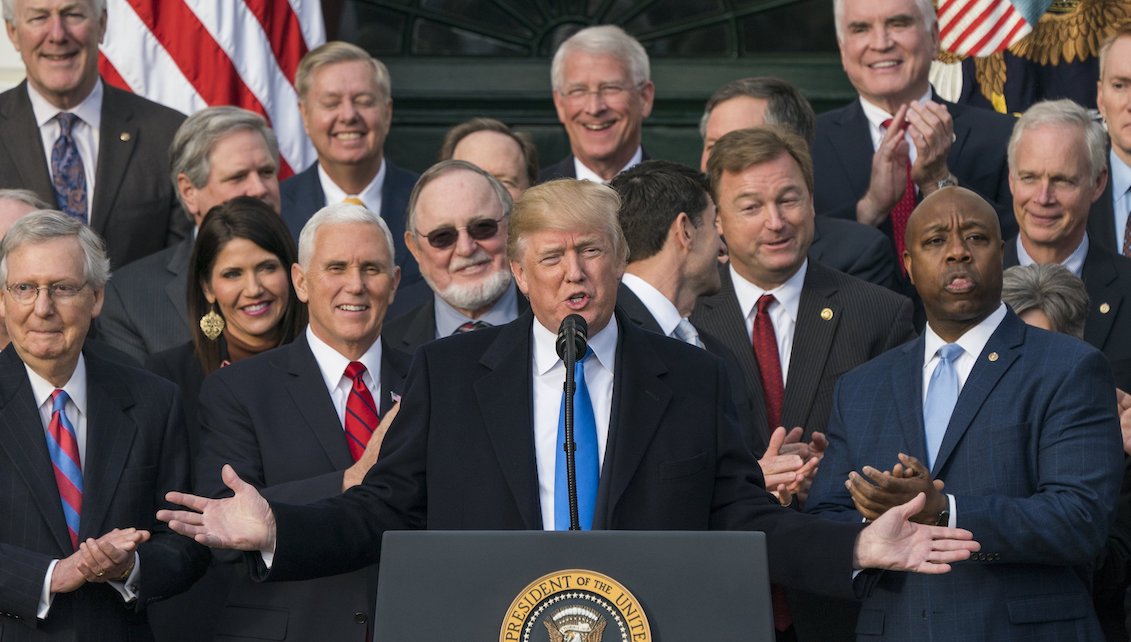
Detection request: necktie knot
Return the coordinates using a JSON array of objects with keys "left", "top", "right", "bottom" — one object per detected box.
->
[
  {"left": 56, "top": 112, "right": 79, "bottom": 135},
  {"left": 454, "top": 320, "right": 491, "bottom": 334},
  {"left": 344, "top": 361, "right": 367, "bottom": 382},
  {"left": 756, "top": 293, "right": 776, "bottom": 316},
  {"left": 51, "top": 388, "right": 70, "bottom": 413},
  {"left": 881, "top": 117, "right": 909, "bottom": 132},
  {"left": 937, "top": 343, "right": 963, "bottom": 363},
  {"left": 343, "top": 195, "right": 365, "bottom": 207},
  {"left": 673, "top": 318, "right": 702, "bottom": 348}
]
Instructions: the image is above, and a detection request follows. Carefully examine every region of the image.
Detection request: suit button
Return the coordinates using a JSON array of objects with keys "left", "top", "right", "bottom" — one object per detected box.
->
[{"left": 355, "top": 612, "right": 367, "bottom": 624}]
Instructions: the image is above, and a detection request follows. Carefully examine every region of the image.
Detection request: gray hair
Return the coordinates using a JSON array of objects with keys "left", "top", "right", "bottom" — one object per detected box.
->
[
  {"left": 1001, "top": 263, "right": 1089, "bottom": 339},
  {"left": 833, "top": 0, "right": 937, "bottom": 42},
  {"left": 297, "top": 203, "right": 395, "bottom": 271},
  {"left": 0, "top": 188, "right": 50, "bottom": 210},
  {"left": 405, "top": 160, "right": 513, "bottom": 232},
  {"left": 551, "top": 25, "right": 649, "bottom": 90},
  {"left": 3, "top": 0, "right": 106, "bottom": 22},
  {"left": 1008, "top": 99, "right": 1108, "bottom": 183},
  {"left": 699, "top": 76, "right": 817, "bottom": 145},
  {"left": 0, "top": 210, "right": 110, "bottom": 289},
  {"left": 169, "top": 106, "right": 279, "bottom": 202},
  {"left": 296, "top": 41, "right": 390, "bottom": 102}
]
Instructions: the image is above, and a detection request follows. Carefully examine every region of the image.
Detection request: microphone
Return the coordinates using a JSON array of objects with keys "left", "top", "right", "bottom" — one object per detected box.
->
[{"left": 556, "top": 314, "right": 589, "bottom": 362}]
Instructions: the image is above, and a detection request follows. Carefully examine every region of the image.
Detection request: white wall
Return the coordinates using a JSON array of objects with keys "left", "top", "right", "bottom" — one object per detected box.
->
[{"left": 0, "top": 41, "right": 25, "bottom": 91}]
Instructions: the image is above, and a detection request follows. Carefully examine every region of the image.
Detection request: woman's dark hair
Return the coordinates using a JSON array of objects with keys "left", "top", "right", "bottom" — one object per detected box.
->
[{"left": 188, "top": 197, "right": 306, "bottom": 374}]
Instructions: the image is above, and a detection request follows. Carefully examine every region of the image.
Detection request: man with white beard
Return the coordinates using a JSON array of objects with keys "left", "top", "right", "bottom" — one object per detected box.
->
[{"left": 382, "top": 160, "right": 527, "bottom": 353}]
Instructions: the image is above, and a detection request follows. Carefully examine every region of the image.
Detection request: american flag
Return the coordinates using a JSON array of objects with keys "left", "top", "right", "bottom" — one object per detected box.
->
[
  {"left": 937, "top": 0, "right": 1053, "bottom": 57},
  {"left": 98, "top": 0, "right": 325, "bottom": 178}
]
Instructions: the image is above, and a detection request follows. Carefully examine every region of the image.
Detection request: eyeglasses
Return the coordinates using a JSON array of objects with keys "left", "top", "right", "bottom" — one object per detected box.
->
[
  {"left": 414, "top": 217, "right": 503, "bottom": 249},
  {"left": 559, "top": 82, "right": 644, "bottom": 104},
  {"left": 5, "top": 282, "right": 88, "bottom": 304}
]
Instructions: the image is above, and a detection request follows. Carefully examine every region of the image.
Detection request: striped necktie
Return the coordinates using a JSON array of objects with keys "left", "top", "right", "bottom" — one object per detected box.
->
[
  {"left": 46, "top": 389, "right": 83, "bottom": 550},
  {"left": 343, "top": 362, "right": 380, "bottom": 461}
]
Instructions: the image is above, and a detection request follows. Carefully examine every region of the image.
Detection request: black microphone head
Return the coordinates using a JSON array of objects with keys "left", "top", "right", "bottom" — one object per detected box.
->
[{"left": 555, "top": 314, "right": 589, "bottom": 360}]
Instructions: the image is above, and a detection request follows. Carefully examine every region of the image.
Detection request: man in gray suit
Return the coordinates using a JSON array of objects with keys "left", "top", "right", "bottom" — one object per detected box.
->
[
  {"left": 0, "top": 0, "right": 189, "bottom": 269},
  {"left": 692, "top": 126, "right": 915, "bottom": 640},
  {"left": 96, "top": 107, "right": 281, "bottom": 363},
  {"left": 382, "top": 160, "right": 526, "bottom": 355}
]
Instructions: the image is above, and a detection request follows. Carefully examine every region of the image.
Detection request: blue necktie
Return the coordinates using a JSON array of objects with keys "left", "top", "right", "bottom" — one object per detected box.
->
[
  {"left": 46, "top": 389, "right": 83, "bottom": 550},
  {"left": 924, "top": 343, "right": 963, "bottom": 470},
  {"left": 555, "top": 348, "right": 598, "bottom": 530},
  {"left": 51, "top": 113, "right": 88, "bottom": 224}
]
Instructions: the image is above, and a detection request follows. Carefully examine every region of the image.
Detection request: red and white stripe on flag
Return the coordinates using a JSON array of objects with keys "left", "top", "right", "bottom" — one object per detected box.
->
[
  {"left": 98, "top": 0, "right": 325, "bottom": 178},
  {"left": 938, "top": 0, "right": 1033, "bottom": 58}
]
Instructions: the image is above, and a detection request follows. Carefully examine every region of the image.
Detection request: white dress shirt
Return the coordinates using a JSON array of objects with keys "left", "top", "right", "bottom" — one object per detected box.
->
[
  {"left": 433, "top": 282, "right": 520, "bottom": 338},
  {"left": 28, "top": 81, "right": 102, "bottom": 222},
  {"left": 920, "top": 302, "right": 1008, "bottom": 527},
  {"left": 620, "top": 273, "right": 683, "bottom": 336},
  {"left": 729, "top": 260, "right": 807, "bottom": 384},
  {"left": 573, "top": 147, "right": 642, "bottom": 184},
  {"left": 317, "top": 158, "right": 385, "bottom": 215},
  {"left": 1015, "top": 234, "right": 1089, "bottom": 278},
  {"left": 532, "top": 317, "right": 618, "bottom": 530},
  {"left": 28, "top": 356, "right": 140, "bottom": 617},
  {"left": 305, "top": 326, "right": 385, "bottom": 425},
  {"left": 860, "top": 87, "right": 934, "bottom": 169}
]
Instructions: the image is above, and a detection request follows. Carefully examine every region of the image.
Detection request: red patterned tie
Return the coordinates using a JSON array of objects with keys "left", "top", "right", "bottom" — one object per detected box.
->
[
  {"left": 47, "top": 389, "right": 83, "bottom": 550},
  {"left": 343, "top": 362, "right": 380, "bottom": 461},
  {"left": 1123, "top": 213, "right": 1130, "bottom": 257},
  {"left": 882, "top": 118, "right": 915, "bottom": 270}
]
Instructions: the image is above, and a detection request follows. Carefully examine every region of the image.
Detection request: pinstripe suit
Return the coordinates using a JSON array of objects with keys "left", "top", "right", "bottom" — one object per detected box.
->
[{"left": 807, "top": 310, "right": 1122, "bottom": 640}]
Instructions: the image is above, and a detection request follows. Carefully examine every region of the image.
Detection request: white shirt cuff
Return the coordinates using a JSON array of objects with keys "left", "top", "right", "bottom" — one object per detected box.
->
[
  {"left": 107, "top": 552, "right": 141, "bottom": 603},
  {"left": 37, "top": 560, "right": 58, "bottom": 619}
]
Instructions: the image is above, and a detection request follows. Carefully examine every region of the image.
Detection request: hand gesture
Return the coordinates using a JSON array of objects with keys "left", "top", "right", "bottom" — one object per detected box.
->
[
  {"left": 857, "top": 103, "right": 912, "bottom": 227},
  {"left": 344, "top": 401, "right": 401, "bottom": 490},
  {"left": 758, "top": 426, "right": 813, "bottom": 505},
  {"left": 158, "top": 464, "right": 276, "bottom": 552},
  {"left": 1118, "top": 388, "right": 1131, "bottom": 456},
  {"left": 847, "top": 453, "right": 947, "bottom": 523},
  {"left": 854, "top": 492, "right": 979, "bottom": 574},
  {"left": 907, "top": 101, "right": 955, "bottom": 193},
  {"left": 76, "top": 528, "right": 149, "bottom": 583}
]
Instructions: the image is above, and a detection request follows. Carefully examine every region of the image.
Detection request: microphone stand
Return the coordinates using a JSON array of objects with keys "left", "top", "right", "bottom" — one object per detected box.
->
[{"left": 562, "top": 327, "right": 580, "bottom": 531}]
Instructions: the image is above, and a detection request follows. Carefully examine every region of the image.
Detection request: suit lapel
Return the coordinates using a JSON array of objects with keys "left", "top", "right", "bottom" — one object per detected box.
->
[
  {"left": 781, "top": 264, "right": 840, "bottom": 430},
  {"left": 378, "top": 338, "right": 411, "bottom": 415},
  {"left": 892, "top": 337, "right": 928, "bottom": 463},
  {"left": 1087, "top": 177, "right": 1117, "bottom": 254},
  {"left": 398, "top": 300, "right": 438, "bottom": 354},
  {"left": 598, "top": 318, "right": 672, "bottom": 527},
  {"left": 0, "top": 82, "right": 54, "bottom": 200},
  {"left": 283, "top": 336, "right": 354, "bottom": 469},
  {"left": 474, "top": 316, "right": 541, "bottom": 528},
  {"left": 91, "top": 87, "right": 138, "bottom": 238},
  {"left": 932, "top": 312, "right": 1024, "bottom": 475},
  {"left": 1082, "top": 247, "right": 1122, "bottom": 351},
  {"left": 0, "top": 349, "right": 73, "bottom": 553},
  {"left": 615, "top": 283, "right": 664, "bottom": 335},
  {"left": 826, "top": 101, "right": 875, "bottom": 201},
  {"left": 79, "top": 355, "right": 137, "bottom": 541},
  {"left": 163, "top": 239, "right": 192, "bottom": 330}
]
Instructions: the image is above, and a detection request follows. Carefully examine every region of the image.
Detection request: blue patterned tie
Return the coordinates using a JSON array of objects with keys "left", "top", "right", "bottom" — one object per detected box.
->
[
  {"left": 924, "top": 344, "right": 963, "bottom": 470},
  {"left": 46, "top": 389, "right": 83, "bottom": 550},
  {"left": 51, "top": 113, "right": 88, "bottom": 224},
  {"left": 555, "top": 348, "right": 598, "bottom": 530}
]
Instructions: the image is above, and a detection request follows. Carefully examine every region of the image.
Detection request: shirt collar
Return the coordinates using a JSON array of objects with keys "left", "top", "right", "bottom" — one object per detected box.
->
[
  {"left": 433, "top": 281, "right": 520, "bottom": 338},
  {"left": 620, "top": 273, "right": 682, "bottom": 335},
  {"left": 573, "top": 147, "right": 643, "bottom": 184},
  {"left": 1110, "top": 149, "right": 1131, "bottom": 204},
  {"left": 859, "top": 86, "right": 933, "bottom": 132},
  {"left": 1015, "top": 234, "right": 1089, "bottom": 278},
  {"left": 28, "top": 78, "right": 103, "bottom": 131},
  {"left": 533, "top": 315, "right": 619, "bottom": 378},
  {"left": 729, "top": 259, "right": 808, "bottom": 324},
  {"left": 305, "top": 325, "right": 383, "bottom": 391},
  {"left": 25, "top": 354, "right": 87, "bottom": 415},
  {"left": 923, "top": 302, "right": 1007, "bottom": 366},
  {"left": 316, "top": 158, "right": 386, "bottom": 208}
]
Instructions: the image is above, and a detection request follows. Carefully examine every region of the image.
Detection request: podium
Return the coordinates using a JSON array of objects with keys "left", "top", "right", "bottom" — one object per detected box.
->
[{"left": 373, "top": 530, "right": 773, "bottom": 641}]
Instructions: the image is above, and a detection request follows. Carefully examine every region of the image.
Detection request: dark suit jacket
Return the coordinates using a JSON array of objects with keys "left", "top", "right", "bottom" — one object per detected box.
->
[
  {"left": 807, "top": 311, "right": 1122, "bottom": 640},
  {"left": 1088, "top": 174, "right": 1120, "bottom": 255},
  {"left": 692, "top": 261, "right": 916, "bottom": 454},
  {"left": 262, "top": 313, "right": 864, "bottom": 599},
  {"left": 96, "top": 239, "right": 191, "bottom": 365},
  {"left": 280, "top": 160, "right": 421, "bottom": 286},
  {"left": 813, "top": 96, "right": 1017, "bottom": 241},
  {"left": 1004, "top": 240, "right": 1131, "bottom": 390},
  {"left": 194, "top": 333, "right": 410, "bottom": 641},
  {"left": 810, "top": 217, "right": 899, "bottom": 291},
  {"left": 0, "top": 81, "right": 189, "bottom": 269},
  {"left": 0, "top": 347, "right": 208, "bottom": 640},
  {"left": 382, "top": 286, "right": 530, "bottom": 357},
  {"left": 537, "top": 150, "right": 649, "bottom": 183}
]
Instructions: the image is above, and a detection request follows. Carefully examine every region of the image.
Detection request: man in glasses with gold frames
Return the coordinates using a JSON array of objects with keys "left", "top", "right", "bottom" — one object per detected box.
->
[
  {"left": 384, "top": 160, "right": 529, "bottom": 355},
  {"left": 540, "top": 25, "right": 655, "bottom": 184}
]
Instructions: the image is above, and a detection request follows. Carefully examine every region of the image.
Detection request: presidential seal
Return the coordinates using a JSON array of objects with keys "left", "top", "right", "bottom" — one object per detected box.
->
[{"left": 500, "top": 569, "right": 651, "bottom": 642}]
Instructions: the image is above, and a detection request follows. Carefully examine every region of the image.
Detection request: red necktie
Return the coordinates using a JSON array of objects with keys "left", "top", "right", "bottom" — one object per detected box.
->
[
  {"left": 343, "top": 362, "right": 380, "bottom": 461},
  {"left": 47, "top": 389, "right": 83, "bottom": 550},
  {"left": 753, "top": 295, "right": 791, "bottom": 631},
  {"left": 882, "top": 118, "right": 915, "bottom": 269}
]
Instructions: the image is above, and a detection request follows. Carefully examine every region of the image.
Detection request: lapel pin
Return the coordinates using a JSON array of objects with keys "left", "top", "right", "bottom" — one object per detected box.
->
[
  {"left": 1100, "top": 303, "right": 1110, "bottom": 314},
  {"left": 820, "top": 308, "right": 833, "bottom": 321},
  {"left": 988, "top": 352, "right": 999, "bottom": 362},
  {"left": 390, "top": 391, "right": 401, "bottom": 404},
  {"left": 119, "top": 132, "right": 131, "bottom": 142}
]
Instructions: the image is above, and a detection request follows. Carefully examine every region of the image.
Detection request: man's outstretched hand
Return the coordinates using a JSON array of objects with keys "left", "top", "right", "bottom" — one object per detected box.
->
[
  {"left": 853, "top": 492, "right": 978, "bottom": 574},
  {"left": 157, "top": 464, "right": 276, "bottom": 552}
]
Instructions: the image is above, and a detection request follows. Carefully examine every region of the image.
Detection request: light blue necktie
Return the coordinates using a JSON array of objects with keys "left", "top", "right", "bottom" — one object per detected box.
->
[
  {"left": 555, "top": 348, "right": 598, "bottom": 530},
  {"left": 924, "top": 343, "right": 963, "bottom": 470},
  {"left": 50, "top": 113, "right": 88, "bottom": 224}
]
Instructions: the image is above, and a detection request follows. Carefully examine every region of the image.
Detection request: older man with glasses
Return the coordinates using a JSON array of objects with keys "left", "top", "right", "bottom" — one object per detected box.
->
[{"left": 383, "top": 160, "right": 528, "bottom": 355}]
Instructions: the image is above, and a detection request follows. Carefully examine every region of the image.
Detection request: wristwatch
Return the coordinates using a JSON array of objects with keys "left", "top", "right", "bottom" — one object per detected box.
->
[
  {"left": 935, "top": 175, "right": 958, "bottom": 191},
  {"left": 934, "top": 508, "right": 950, "bottom": 526}
]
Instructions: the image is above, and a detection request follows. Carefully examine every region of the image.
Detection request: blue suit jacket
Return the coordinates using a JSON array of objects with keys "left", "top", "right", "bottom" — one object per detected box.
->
[
  {"left": 280, "top": 160, "right": 421, "bottom": 287},
  {"left": 807, "top": 311, "right": 1122, "bottom": 640}
]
